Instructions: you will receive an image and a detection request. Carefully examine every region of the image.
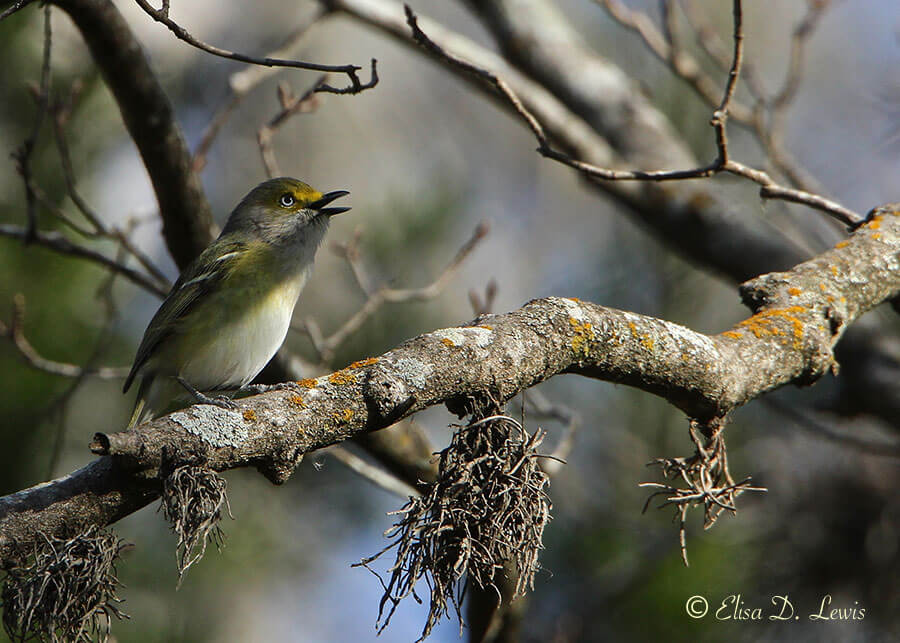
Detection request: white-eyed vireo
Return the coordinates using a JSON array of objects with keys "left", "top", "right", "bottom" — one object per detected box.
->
[{"left": 123, "top": 177, "right": 349, "bottom": 428}]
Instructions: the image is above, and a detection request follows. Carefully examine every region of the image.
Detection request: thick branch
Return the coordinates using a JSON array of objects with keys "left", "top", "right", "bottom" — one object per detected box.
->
[
  {"left": 1, "top": 205, "right": 898, "bottom": 564},
  {"left": 326, "top": 0, "right": 900, "bottom": 426},
  {"left": 50, "top": 0, "right": 214, "bottom": 269}
]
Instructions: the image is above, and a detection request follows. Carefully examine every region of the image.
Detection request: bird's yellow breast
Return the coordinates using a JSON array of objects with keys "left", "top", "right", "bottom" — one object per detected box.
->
[{"left": 160, "top": 268, "right": 309, "bottom": 390}]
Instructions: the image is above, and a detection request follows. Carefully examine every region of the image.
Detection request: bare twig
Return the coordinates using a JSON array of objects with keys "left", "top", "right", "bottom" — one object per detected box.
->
[
  {"left": 11, "top": 3, "right": 53, "bottom": 242},
  {"left": 193, "top": 5, "right": 326, "bottom": 171},
  {"left": 0, "top": 224, "right": 168, "bottom": 297},
  {"left": 300, "top": 221, "right": 489, "bottom": 363},
  {"left": 46, "top": 241, "right": 127, "bottom": 477},
  {"left": 331, "top": 227, "right": 376, "bottom": 297},
  {"left": 0, "top": 0, "right": 36, "bottom": 21},
  {"left": 133, "top": 0, "right": 377, "bottom": 95},
  {"left": 47, "top": 82, "right": 171, "bottom": 287},
  {"left": 468, "top": 279, "right": 497, "bottom": 317},
  {"left": 329, "top": 446, "right": 422, "bottom": 497},
  {"left": 257, "top": 79, "right": 323, "bottom": 177},
  {"left": 762, "top": 0, "right": 829, "bottom": 193},
  {"left": 597, "top": 0, "right": 754, "bottom": 123},
  {"left": 763, "top": 397, "right": 900, "bottom": 459},
  {"left": 521, "top": 389, "right": 580, "bottom": 477},
  {"left": 0, "top": 294, "right": 130, "bottom": 380},
  {"left": 405, "top": 2, "right": 862, "bottom": 228},
  {"left": 609, "top": 0, "right": 830, "bottom": 196}
]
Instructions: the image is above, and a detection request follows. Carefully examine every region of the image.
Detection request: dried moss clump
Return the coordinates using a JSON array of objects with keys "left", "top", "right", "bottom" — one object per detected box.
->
[
  {"left": 359, "top": 414, "right": 551, "bottom": 641},
  {"left": 161, "top": 464, "right": 232, "bottom": 580},
  {"left": 641, "top": 417, "right": 766, "bottom": 566},
  {"left": 1, "top": 526, "right": 129, "bottom": 642}
]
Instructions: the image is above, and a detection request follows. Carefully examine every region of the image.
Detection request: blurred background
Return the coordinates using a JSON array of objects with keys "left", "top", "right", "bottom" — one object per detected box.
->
[{"left": 1, "top": 0, "right": 899, "bottom": 641}]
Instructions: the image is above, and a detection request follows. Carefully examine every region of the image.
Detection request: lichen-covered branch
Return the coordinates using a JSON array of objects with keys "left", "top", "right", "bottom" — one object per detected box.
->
[{"left": 1, "top": 204, "right": 897, "bottom": 565}]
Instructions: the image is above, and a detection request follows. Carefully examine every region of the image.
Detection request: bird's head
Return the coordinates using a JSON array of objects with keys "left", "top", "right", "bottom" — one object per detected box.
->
[{"left": 222, "top": 177, "right": 350, "bottom": 240}]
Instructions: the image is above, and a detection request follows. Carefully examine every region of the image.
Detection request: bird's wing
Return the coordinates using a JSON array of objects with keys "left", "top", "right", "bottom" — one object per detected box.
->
[{"left": 123, "top": 239, "right": 246, "bottom": 393}]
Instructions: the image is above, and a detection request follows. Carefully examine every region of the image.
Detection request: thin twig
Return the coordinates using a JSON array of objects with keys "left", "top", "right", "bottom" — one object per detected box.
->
[
  {"left": 11, "top": 3, "right": 53, "bottom": 242},
  {"left": 0, "top": 294, "right": 129, "bottom": 380},
  {"left": 611, "top": 0, "right": 830, "bottom": 196},
  {"left": 48, "top": 82, "right": 171, "bottom": 287},
  {"left": 193, "top": 5, "right": 326, "bottom": 171},
  {"left": 0, "top": 224, "right": 168, "bottom": 297},
  {"left": 133, "top": 0, "right": 377, "bottom": 94},
  {"left": 332, "top": 227, "right": 376, "bottom": 297},
  {"left": 46, "top": 242, "right": 127, "bottom": 477},
  {"left": 329, "top": 446, "right": 422, "bottom": 497},
  {"left": 762, "top": 0, "right": 829, "bottom": 193},
  {"left": 597, "top": 0, "right": 754, "bottom": 123},
  {"left": 763, "top": 397, "right": 900, "bottom": 459},
  {"left": 521, "top": 389, "right": 580, "bottom": 477},
  {"left": 300, "top": 221, "right": 489, "bottom": 363},
  {"left": 0, "top": 0, "right": 36, "bottom": 22},
  {"left": 257, "top": 78, "right": 324, "bottom": 177},
  {"left": 405, "top": 2, "right": 863, "bottom": 228}
]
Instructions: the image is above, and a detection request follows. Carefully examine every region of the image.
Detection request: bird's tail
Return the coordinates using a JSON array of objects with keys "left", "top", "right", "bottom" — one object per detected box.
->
[{"left": 126, "top": 375, "right": 156, "bottom": 429}]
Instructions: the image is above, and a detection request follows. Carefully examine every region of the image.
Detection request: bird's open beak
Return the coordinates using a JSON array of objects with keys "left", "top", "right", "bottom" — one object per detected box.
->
[{"left": 309, "top": 190, "right": 351, "bottom": 217}]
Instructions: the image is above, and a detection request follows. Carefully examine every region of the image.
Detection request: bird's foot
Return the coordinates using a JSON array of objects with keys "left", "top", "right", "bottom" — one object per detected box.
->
[
  {"left": 242, "top": 382, "right": 300, "bottom": 394},
  {"left": 177, "top": 377, "right": 239, "bottom": 411}
]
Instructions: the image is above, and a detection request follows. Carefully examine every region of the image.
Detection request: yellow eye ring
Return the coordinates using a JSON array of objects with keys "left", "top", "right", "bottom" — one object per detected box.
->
[{"left": 279, "top": 193, "right": 295, "bottom": 208}]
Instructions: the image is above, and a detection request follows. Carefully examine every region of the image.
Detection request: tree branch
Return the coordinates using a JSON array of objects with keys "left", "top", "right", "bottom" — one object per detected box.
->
[
  {"left": 133, "top": 0, "right": 377, "bottom": 95},
  {"left": 0, "top": 224, "right": 169, "bottom": 297},
  {"left": 438, "top": 2, "right": 861, "bottom": 227},
  {"left": 323, "top": 0, "right": 900, "bottom": 427},
  {"left": 50, "top": 0, "right": 215, "bottom": 269},
  {"left": 1, "top": 203, "right": 897, "bottom": 564}
]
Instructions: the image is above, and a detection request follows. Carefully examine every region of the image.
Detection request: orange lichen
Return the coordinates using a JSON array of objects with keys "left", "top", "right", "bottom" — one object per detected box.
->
[
  {"left": 567, "top": 297, "right": 581, "bottom": 302},
  {"left": 348, "top": 357, "right": 378, "bottom": 369},
  {"left": 441, "top": 337, "right": 455, "bottom": 347},
  {"left": 569, "top": 317, "right": 594, "bottom": 355},
  {"left": 333, "top": 408, "right": 354, "bottom": 423},
  {"left": 290, "top": 395, "right": 305, "bottom": 408},
  {"left": 867, "top": 216, "right": 882, "bottom": 229},
  {"left": 873, "top": 232, "right": 882, "bottom": 241},
  {"left": 826, "top": 295, "right": 834, "bottom": 303},
  {"left": 296, "top": 378, "right": 317, "bottom": 388},
  {"left": 242, "top": 409, "right": 257, "bottom": 422},
  {"left": 835, "top": 240, "right": 849, "bottom": 249},
  {"left": 819, "top": 283, "right": 827, "bottom": 291},
  {"left": 478, "top": 324, "right": 493, "bottom": 330},
  {"left": 829, "top": 265, "right": 839, "bottom": 276},
  {"left": 736, "top": 306, "right": 805, "bottom": 349},
  {"left": 788, "top": 287, "right": 802, "bottom": 297},
  {"left": 626, "top": 320, "right": 654, "bottom": 351},
  {"left": 721, "top": 330, "right": 743, "bottom": 339},
  {"left": 328, "top": 370, "right": 357, "bottom": 385}
]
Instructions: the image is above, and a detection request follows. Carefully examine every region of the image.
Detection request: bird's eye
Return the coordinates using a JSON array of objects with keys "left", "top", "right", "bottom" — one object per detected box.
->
[{"left": 279, "top": 193, "right": 295, "bottom": 208}]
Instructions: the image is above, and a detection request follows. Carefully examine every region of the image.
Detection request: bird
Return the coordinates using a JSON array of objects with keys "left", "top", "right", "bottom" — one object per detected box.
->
[{"left": 123, "top": 177, "right": 349, "bottom": 428}]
